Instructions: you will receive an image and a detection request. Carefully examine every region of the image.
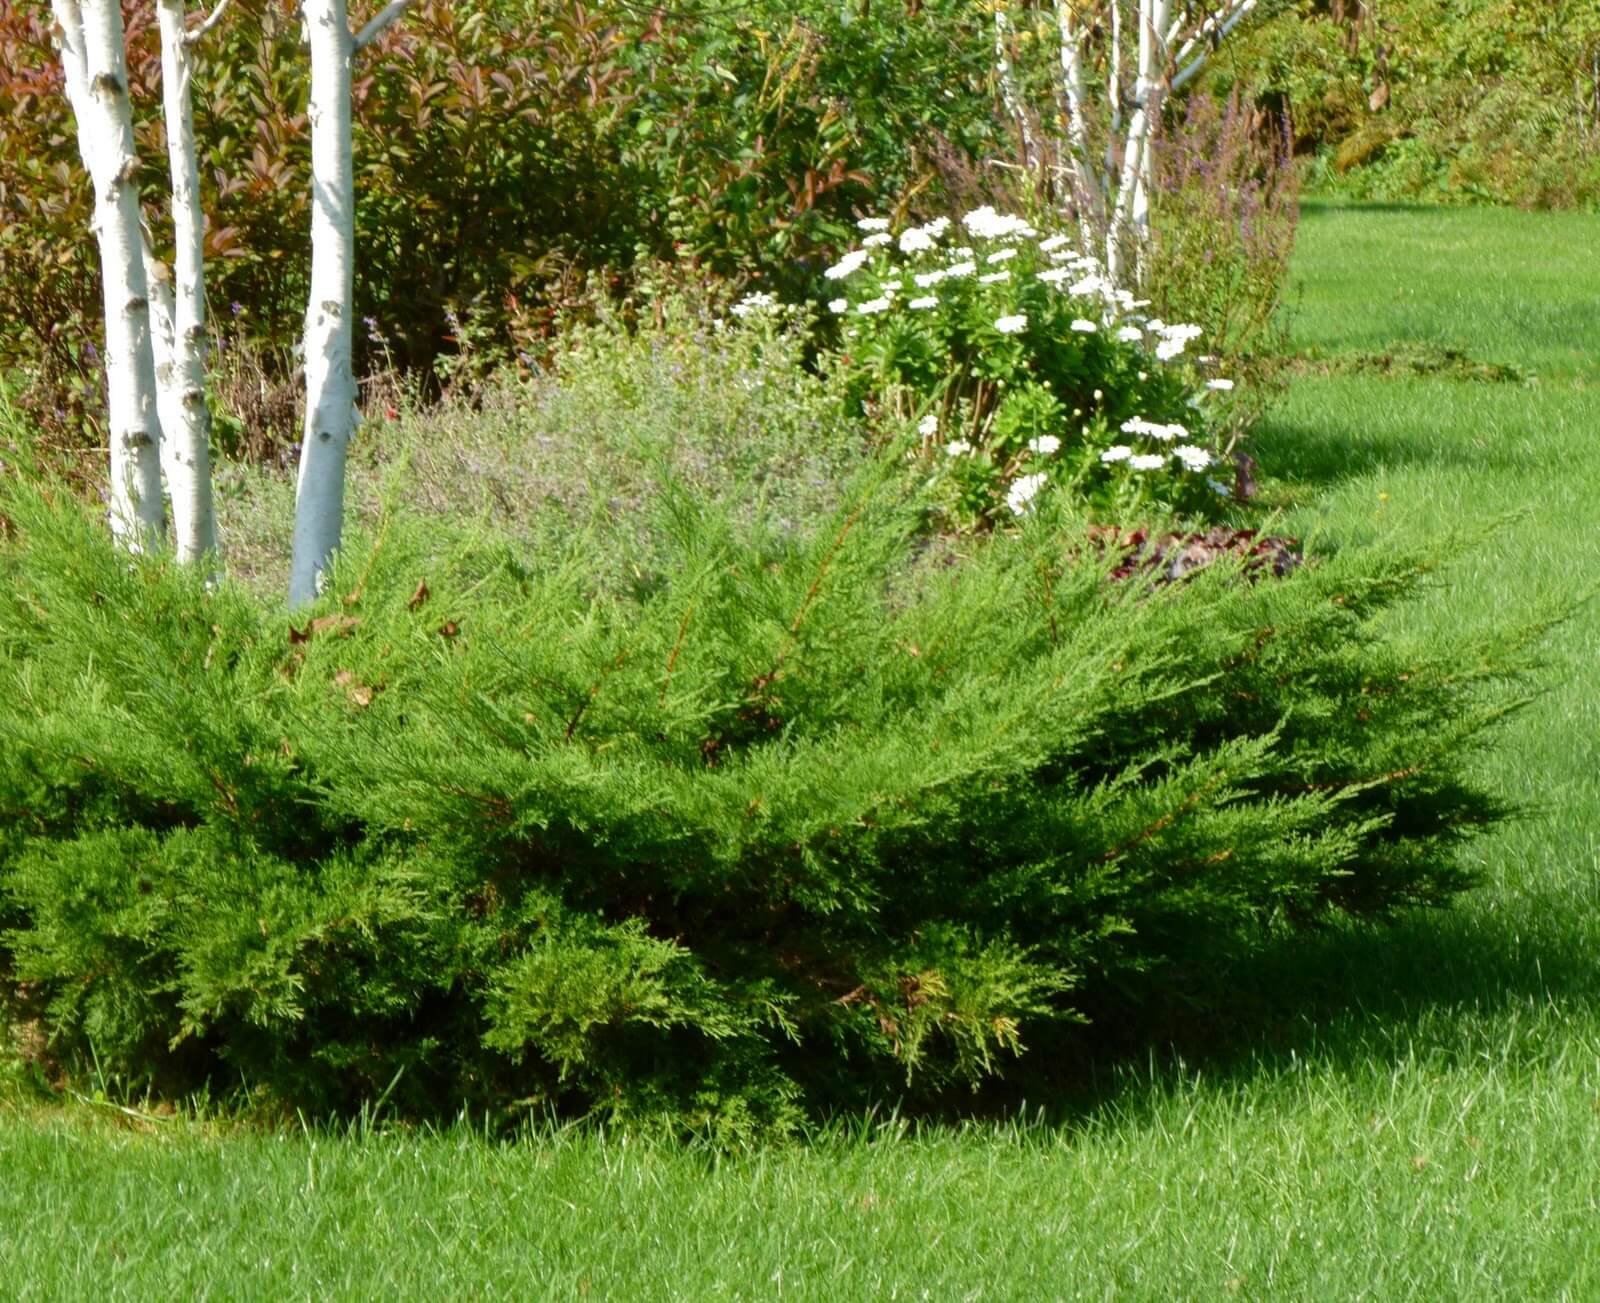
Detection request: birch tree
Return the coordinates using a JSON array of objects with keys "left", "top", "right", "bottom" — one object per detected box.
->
[
  {"left": 994, "top": 4, "right": 1041, "bottom": 173},
  {"left": 53, "top": 0, "right": 415, "bottom": 600},
  {"left": 50, "top": 0, "right": 166, "bottom": 549},
  {"left": 287, "top": 0, "right": 416, "bottom": 608},
  {"left": 145, "top": 0, "right": 232, "bottom": 565},
  {"left": 52, "top": 0, "right": 232, "bottom": 562},
  {"left": 996, "top": 0, "right": 1259, "bottom": 286}
]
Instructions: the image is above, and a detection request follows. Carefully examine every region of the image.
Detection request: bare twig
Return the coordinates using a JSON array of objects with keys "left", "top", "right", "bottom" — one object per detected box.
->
[
  {"left": 352, "top": 0, "right": 417, "bottom": 52},
  {"left": 1171, "top": 0, "right": 1257, "bottom": 92},
  {"left": 184, "top": 0, "right": 235, "bottom": 46}
]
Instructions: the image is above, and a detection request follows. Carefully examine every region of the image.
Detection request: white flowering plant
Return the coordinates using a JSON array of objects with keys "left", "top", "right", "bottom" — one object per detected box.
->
[{"left": 819, "top": 208, "right": 1239, "bottom": 528}]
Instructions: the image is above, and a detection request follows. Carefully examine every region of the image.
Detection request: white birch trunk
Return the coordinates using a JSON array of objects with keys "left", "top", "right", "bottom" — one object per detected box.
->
[
  {"left": 52, "top": 0, "right": 166, "bottom": 548},
  {"left": 994, "top": 7, "right": 1039, "bottom": 173},
  {"left": 1048, "top": 0, "right": 1254, "bottom": 287},
  {"left": 141, "top": 239, "right": 183, "bottom": 492},
  {"left": 1106, "top": 0, "right": 1123, "bottom": 178},
  {"left": 288, "top": 0, "right": 358, "bottom": 609},
  {"left": 1106, "top": 0, "right": 1167, "bottom": 284},
  {"left": 1057, "top": 1, "right": 1106, "bottom": 249},
  {"left": 287, "top": 0, "right": 416, "bottom": 608},
  {"left": 155, "top": 0, "right": 219, "bottom": 564}
]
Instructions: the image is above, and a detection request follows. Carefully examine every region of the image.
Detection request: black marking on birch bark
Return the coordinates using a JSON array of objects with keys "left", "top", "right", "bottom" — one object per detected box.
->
[
  {"left": 124, "top": 430, "right": 154, "bottom": 449},
  {"left": 181, "top": 388, "right": 205, "bottom": 409},
  {"left": 126, "top": 296, "right": 148, "bottom": 313},
  {"left": 320, "top": 300, "right": 343, "bottom": 317},
  {"left": 116, "top": 156, "right": 140, "bottom": 185},
  {"left": 90, "top": 72, "right": 126, "bottom": 98}
]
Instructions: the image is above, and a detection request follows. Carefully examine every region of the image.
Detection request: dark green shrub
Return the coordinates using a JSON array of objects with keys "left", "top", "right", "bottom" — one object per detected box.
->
[
  {"left": 597, "top": 1, "right": 997, "bottom": 286},
  {"left": 0, "top": 437, "right": 1535, "bottom": 1136}
]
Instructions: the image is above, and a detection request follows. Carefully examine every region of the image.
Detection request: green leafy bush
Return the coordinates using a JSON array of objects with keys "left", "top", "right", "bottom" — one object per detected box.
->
[
  {"left": 596, "top": 1, "right": 998, "bottom": 286},
  {"left": 812, "top": 209, "right": 1238, "bottom": 527},
  {"left": 0, "top": 435, "right": 1533, "bottom": 1136},
  {"left": 0, "top": 1, "right": 165, "bottom": 456},
  {"left": 1213, "top": 0, "right": 1600, "bottom": 208},
  {"left": 1, "top": 0, "right": 1004, "bottom": 459}
]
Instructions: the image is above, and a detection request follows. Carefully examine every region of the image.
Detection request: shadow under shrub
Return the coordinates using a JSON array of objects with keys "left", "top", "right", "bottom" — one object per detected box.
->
[{"left": 0, "top": 466, "right": 1535, "bottom": 1140}]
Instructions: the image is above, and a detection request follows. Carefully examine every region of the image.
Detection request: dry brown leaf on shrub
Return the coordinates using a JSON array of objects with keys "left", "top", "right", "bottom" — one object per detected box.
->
[
  {"left": 289, "top": 613, "right": 362, "bottom": 644},
  {"left": 333, "top": 668, "right": 378, "bottom": 707}
]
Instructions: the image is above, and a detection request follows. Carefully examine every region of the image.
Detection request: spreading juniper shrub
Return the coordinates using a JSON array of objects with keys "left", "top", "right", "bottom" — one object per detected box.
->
[{"left": 0, "top": 465, "right": 1534, "bottom": 1139}]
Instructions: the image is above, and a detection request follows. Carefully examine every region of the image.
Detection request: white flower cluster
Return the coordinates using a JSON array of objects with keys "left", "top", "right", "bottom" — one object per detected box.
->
[
  {"left": 1115, "top": 416, "right": 1219, "bottom": 482},
  {"left": 1006, "top": 472, "right": 1048, "bottom": 514},
  {"left": 818, "top": 206, "right": 1236, "bottom": 510},
  {"left": 1120, "top": 417, "right": 1188, "bottom": 441},
  {"left": 730, "top": 291, "right": 777, "bottom": 318},
  {"left": 963, "top": 205, "right": 1035, "bottom": 241},
  {"left": 824, "top": 249, "right": 870, "bottom": 281},
  {"left": 1149, "top": 320, "right": 1204, "bottom": 361}
]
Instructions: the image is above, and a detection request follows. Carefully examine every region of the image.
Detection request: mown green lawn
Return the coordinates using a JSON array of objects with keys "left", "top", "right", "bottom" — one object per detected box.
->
[{"left": 5, "top": 201, "right": 1600, "bottom": 1298}]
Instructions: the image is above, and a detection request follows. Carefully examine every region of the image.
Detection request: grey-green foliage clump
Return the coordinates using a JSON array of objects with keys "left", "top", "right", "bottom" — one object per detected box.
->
[
  {"left": 0, "top": 431, "right": 1535, "bottom": 1140},
  {"left": 220, "top": 293, "right": 865, "bottom": 605}
]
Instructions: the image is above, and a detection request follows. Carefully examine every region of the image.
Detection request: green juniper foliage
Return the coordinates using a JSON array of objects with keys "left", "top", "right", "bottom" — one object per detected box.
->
[{"left": 0, "top": 445, "right": 1531, "bottom": 1137}]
